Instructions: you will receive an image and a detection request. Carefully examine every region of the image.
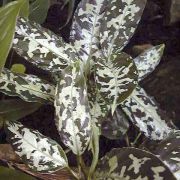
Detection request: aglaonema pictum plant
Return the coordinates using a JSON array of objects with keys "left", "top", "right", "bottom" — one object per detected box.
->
[{"left": 0, "top": 0, "right": 179, "bottom": 179}]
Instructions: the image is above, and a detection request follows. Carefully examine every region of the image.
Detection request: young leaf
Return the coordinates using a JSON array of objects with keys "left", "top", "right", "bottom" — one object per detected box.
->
[
  {"left": 11, "top": 63, "right": 26, "bottom": 74},
  {"left": 94, "top": 147, "right": 176, "bottom": 179},
  {"left": 6, "top": 121, "right": 68, "bottom": 173},
  {"left": 54, "top": 61, "right": 91, "bottom": 155},
  {"left": 0, "top": 0, "right": 22, "bottom": 73},
  {"left": 13, "top": 18, "right": 76, "bottom": 74},
  {"left": 70, "top": 0, "right": 107, "bottom": 61},
  {"left": 134, "top": 44, "right": 165, "bottom": 81},
  {"left": 153, "top": 130, "right": 180, "bottom": 179},
  {"left": 101, "top": 108, "right": 129, "bottom": 140},
  {"left": 29, "top": 0, "right": 50, "bottom": 24},
  {"left": 100, "top": 0, "right": 147, "bottom": 57},
  {"left": 121, "top": 86, "right": 171, "bottom": 140},
  {"left": 0, "top": 68, "right": 55, "bottom": 103},
  {"left": 0, "top": 99, "right": 41, "bottom": 122},
  {"left": 95, "top": 52, "right": 138, "bottom": 113}
]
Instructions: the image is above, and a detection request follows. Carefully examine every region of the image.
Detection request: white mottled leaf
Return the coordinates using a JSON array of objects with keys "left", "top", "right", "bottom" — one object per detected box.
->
[
  {"left": 0, "top": 68, "right": 55, "bottom": 103},
  {"left": 54, "top": 61, "right": 91, "bottom": 155},
  {"left": 153, "top": 130, "right": 180, "bottom": 179},
  {"left": 100, "top": 0, "right": 147, "bottom": 57},
  {"left": 121, "top": 86, "right": 172, "bottom": 140},
  {"left": 94, "top": 147, "right": 176, "bottom": 179},
  {"left": 101, "top": 108, "right": 129, "bottom": 139},
  {"left": 95, "top": 52, "right": 138, "bottom": 112},
  {"left": 6, "top": 121, "right": 68, "bottom": 173},
  {"left": 13, "top": 18, "right": 77, "bottom": 74},
  {"left": 134, "top": 44, "right": 165, "bottom": 81},
  {"left": 70, "top": 0, "right": 107, "bottom": 61}
]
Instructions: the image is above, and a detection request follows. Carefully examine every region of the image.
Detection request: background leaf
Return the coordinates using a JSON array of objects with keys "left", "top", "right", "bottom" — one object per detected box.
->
[
  {"left": 121, "top": 85, "right": 172, "bottom": 140},
  {"left": 29, "top": 0, "right": 50, "bottom": 24},
  {"left": 0, "top": 166, "right": 35, "bottom": 180},
  {"left": 6, "top": 121, "right": 68, "bottom": 173},
  {"left": 0, "top": 0, "right": 22, "bottom": 73},
  {"left": 95, "top": 147, "right": 176, "bottom": 180},
  {"left": 0, "top": 99, "right": 41, "bottom": 123},
  {"left": 11, "top": 64, "right": 26, "bottom": 74}
]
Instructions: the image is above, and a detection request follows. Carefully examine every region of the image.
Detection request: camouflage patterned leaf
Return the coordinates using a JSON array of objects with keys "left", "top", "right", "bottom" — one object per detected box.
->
[
  {"left": 54, "top": 61, "right": 91, "bottom": 155},
  {"left": 101, "top": 108, "right": 129, "bottom": 140},
  {"left": 13, "top": 18, "right": 76, "bottom": 74},
  {"left": 88, "top": 80, "right": 110, "bottom": 129},
  {"left": 121, "top": 86, "right": 171, "bottom": 140},
  {"left": 94, "top": 147, "right": 176, "bottom": 179},
  {"left": 70, "top": 0, "right": 107, "bottom": 61},
  {"left": 6, "top": 121, "right": 68, "bottom": 173},
  {"left": 0, "top": 68, "right": 55, "bottom": 103},
  {"left": 100, "top": 0, "right": 146, "bottom": 57},
  {"left": 153, "top": 130, "right": 180, "bottom": 179},
  {"left": 95, "top": 52, "right": 138, "bottom": 112},
  {"left": 134, "top": 44, "right": 165, "bottom": 81}
]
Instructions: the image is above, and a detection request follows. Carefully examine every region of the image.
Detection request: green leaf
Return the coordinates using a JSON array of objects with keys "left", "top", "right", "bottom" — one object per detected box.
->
[
  {"left": 11, "top": 64, "right": 26, "bottom": 74},
  {"left": 0, "top": 166, "right": 35, "bottom": 180},
  {"left": 95, "top": 147, "right": 176, "bottom": 179},
  {"left": 95, "top": 52, "right": 138, "bottom": 113},
  {"left": 134, "top": 44, "right": 165, "bottom": 81},
  {"left": 6, "top": 121, "right": 68, "bottom": 173},
  {"left": 121, "top": 85, "right": 172, "bottom": 140},
  {"left": 101, "top": 108, "right": 129, "bottom": 140},
  {"left": 29, "top": 0, "right": 50, "bottom": 24},
  {"left": 0, "top": 1, "right": 22, "bottom": 73},
  {"left": 54, "top": 61, "right": 92, "bottom": 155},
  {"left": 153, "top": 130, "right": 180, "bottom": 179},
  {"left": 0, "top": 68, "right": 55, "bottom": 103},
  {"left": 70, "top": 0, "right": 107, "bottom": 61},
  {"left": 13, "top": 18, "right": 77, "bottom": 75},
  {"left": 0, "top": 99, "right": 41, "bottom": 122},
  {"left": 19, "top": 0, "right": 29, "bottom": 18},
  {"left": 100, "top": 0, "right": 147, "bottom": 57}
]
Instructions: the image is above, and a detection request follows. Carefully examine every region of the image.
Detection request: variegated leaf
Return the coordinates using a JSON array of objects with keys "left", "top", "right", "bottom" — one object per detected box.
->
[
  {"left": 121, "top": 86, "right": 171, "bottom": 140},
  {"left": 70, "top": 0, "right": 107, "bottom": 61},
  {"left": 0, "top": 68, "right": 55, "bottom": 103},
  {"left": 153, "top": 130, "right": 180, "bottom": 179},
  {"left": 101, "top": 108, "right": 129, "bottom": 139},
  {"left": 54, "top": 61, "right": 91, "bottom": 155},
  {"left": 135, "top": 44, "right": 165, "bottom": 81},
  {"left": 88, "top": 80, "right": 110, "bottom": 129},
  {"left": 6, "top": 121, "right": 68, "bottom": 173},
  {"left": 94, "top": 147, "right": 176, "bottom": 179},
  {"left": 100, "top": 0, "right": 147, "bottom": 57},
  {"left": 13, "top": 18, "right": 77, "bottom": 74},
  {"left": 95, "top": 52, "right": 138, "bottom": 112}
]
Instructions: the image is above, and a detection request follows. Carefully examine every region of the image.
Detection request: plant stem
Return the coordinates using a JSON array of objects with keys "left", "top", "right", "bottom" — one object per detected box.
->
[
  {"left": 88, "top": 126, "right": 100, "bottom": 180},
  {"left": 125, "top": 133, "right": 130, "bottom": 147},
  {"left": 67, "top": 167, "right": 79, "bottom": 180},
  {"left": 131, "top": 132, "right": 142, "bottom": 146}
]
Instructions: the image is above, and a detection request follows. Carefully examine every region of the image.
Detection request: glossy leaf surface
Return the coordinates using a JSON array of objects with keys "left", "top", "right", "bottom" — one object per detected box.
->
[
  {"left": 95, "top": 147, "right": 176, "bottom": 180},
  {"left": 54, "top": 61, "right": 91, "bottom": 155},
  {"left": 121, "top": 86, "right": 171, "bottom": 140},
  {"left": 6, "top": 121, "right": 68, "bottom": 173},
  {"left": 0, "top": 68, "right": 55, "bottom": 103}
]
